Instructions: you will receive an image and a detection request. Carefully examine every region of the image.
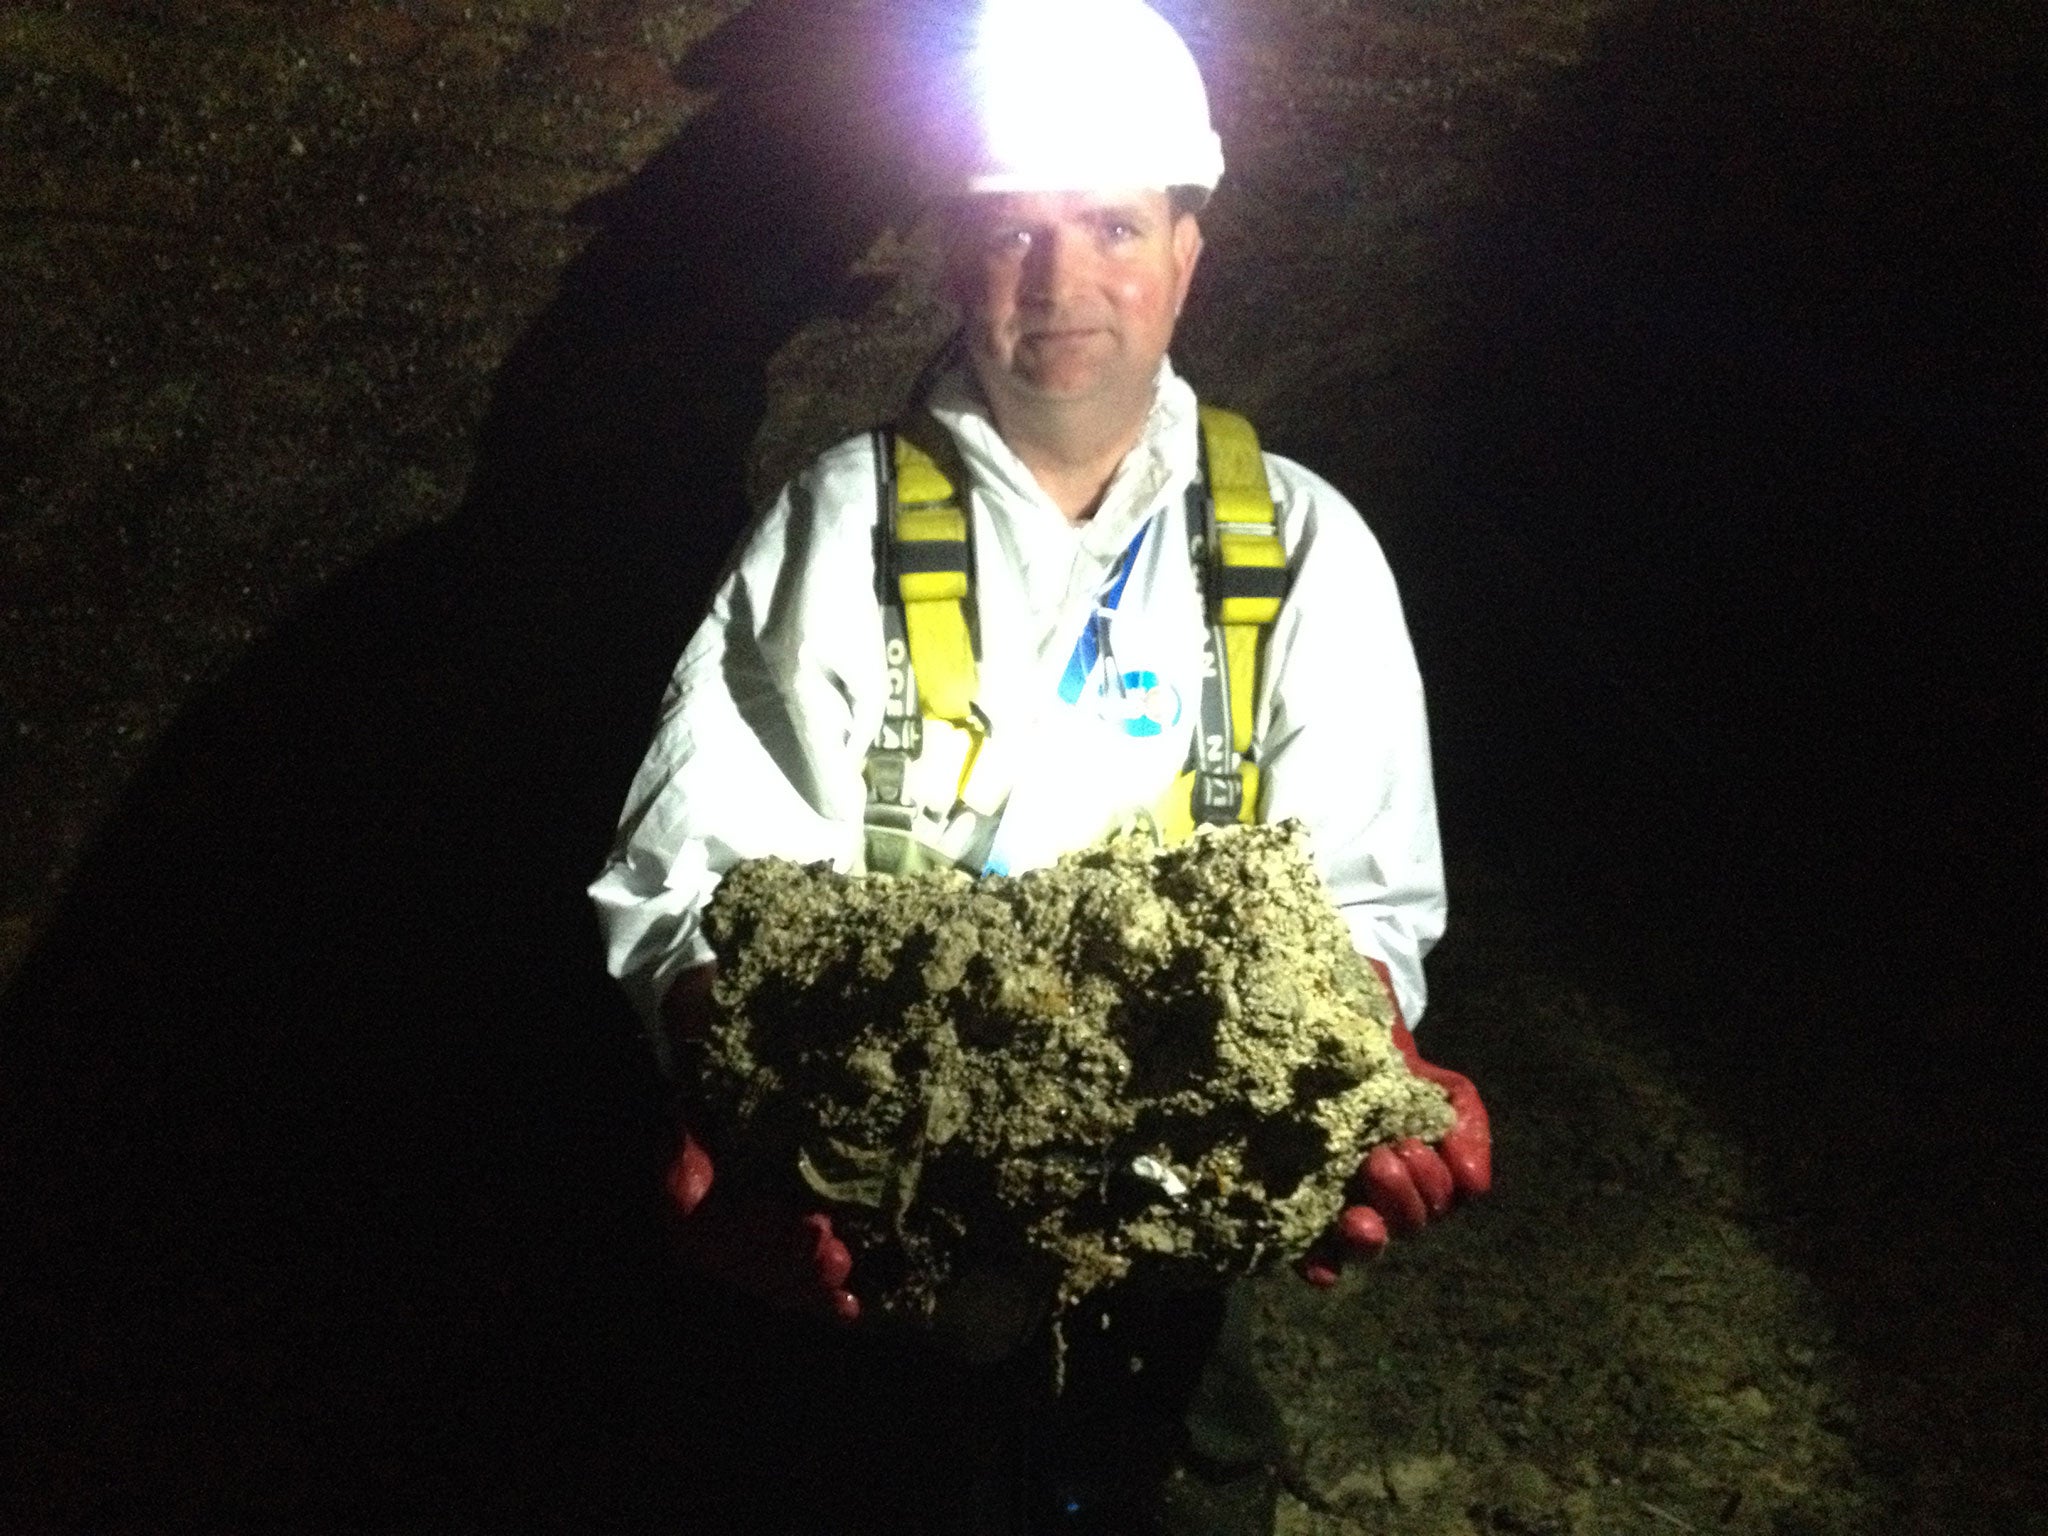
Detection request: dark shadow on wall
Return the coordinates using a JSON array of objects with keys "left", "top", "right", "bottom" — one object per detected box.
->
[
  {"left": 0, "top": 5, "right": 965, "bottom": 1528},
  {"left": 1401, "top": 0, "right": 2047, "bottom": 1078},
  {"left": 1388, "top": 3, "right": 2048, "bottom": 1523}
]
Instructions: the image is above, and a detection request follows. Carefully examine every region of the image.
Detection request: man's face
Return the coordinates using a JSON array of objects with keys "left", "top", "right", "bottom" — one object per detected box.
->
[{"left": 948, "top": 188, "right": 1203, "bottom": 417}]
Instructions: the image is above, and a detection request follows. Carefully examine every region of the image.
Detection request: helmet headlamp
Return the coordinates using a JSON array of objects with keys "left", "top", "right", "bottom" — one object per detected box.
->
[{"left": 959, "top": 0, "right": 1224, "bottom": 197}]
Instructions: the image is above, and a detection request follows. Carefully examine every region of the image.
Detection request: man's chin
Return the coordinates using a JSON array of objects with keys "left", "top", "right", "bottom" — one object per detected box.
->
[
  {"left": 1007, "top": 361, "right": 1144, "bottom": 406},
  {"left": 971, "top": 348, "right": 1157, "bottom": 419},
  {"left": 1013, "top": 373, "right": 1107, "bottom": 403}
]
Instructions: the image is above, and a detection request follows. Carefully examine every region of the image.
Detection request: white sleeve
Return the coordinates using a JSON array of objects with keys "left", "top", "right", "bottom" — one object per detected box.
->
[
  {"left": 1254, "top": 457, "right": 1448, "bottom": 1027},
  {"left": 588, "top": 441, "right": 885, "bottom": 1056}
]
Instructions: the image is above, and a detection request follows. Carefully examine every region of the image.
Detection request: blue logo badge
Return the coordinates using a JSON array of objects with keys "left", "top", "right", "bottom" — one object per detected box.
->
[{"left": 1104, "top": 670, "right": 1183, "bottom": 738}]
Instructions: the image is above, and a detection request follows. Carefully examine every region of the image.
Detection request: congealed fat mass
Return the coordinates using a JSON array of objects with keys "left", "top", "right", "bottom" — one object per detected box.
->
[{"left": 692, "top": 820, "right": 1451, "bottom": 1343}]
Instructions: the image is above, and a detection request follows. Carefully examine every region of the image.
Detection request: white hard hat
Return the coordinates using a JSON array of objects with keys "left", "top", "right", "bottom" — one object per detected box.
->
[{"left": 958, "top": 0, "right": 1225, "bottom": 196}]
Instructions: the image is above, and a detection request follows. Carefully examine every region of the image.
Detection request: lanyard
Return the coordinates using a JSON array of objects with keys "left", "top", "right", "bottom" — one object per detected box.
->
[{"left": 1056, "top": 524, "right": 1150, "bottom": 706}]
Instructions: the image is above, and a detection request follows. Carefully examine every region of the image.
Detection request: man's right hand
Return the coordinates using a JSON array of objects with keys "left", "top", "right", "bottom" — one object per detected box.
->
[
  {"left": 665, "top": 1126, "right": 861, "bottom": 1322},
  {"left": 663, "top": 963, "right": 860, "bottom": 1323}
]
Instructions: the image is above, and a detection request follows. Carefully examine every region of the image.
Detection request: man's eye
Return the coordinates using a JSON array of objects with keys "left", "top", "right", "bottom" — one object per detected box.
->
[{"left": 988, "top": 227, "right": 1032, "bottom": 253}]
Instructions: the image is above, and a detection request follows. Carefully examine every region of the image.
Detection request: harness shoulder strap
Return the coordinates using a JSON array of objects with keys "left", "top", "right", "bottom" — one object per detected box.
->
[
  {"left": 1162, "top": 404, "right": 1289, "bottom": 837},
  {"left": 863, "top": 422, "right": 996, "bottom": 874},
  {"left": 889, "top": 422, "right": 978, "bottom": 722}
]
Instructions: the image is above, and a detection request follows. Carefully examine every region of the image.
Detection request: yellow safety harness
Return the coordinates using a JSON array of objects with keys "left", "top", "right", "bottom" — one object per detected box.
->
[{"left": 862, "top": 405, "right": 1287, "bottom": 874}]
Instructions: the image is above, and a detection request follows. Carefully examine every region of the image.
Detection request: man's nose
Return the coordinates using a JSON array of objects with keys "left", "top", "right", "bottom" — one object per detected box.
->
[{"left": 1019, "top": 225, "right": 1091, "bottom": 306}]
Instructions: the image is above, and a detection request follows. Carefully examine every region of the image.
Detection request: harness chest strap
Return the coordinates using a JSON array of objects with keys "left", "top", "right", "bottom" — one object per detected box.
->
[{"left": 865, "top": 404, "right": 1289, "bottom": 867}]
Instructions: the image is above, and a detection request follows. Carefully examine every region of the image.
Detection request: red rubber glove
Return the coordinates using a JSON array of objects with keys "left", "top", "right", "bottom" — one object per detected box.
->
[
  {"left": 662, "top": 965, "right": 860, "bottom": 1323},
  {"left": 1301, "top": 961, "right": 1493, "bottom": 1286},
  {"left": 665, "top": 1126, "right": 860, "bottom": 1322}
]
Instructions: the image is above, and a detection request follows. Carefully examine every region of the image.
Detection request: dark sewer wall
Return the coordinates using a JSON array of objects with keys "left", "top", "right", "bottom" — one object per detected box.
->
[
  {"left": 1, "top": 6, "right": 936, "bottom": 1526},
  {"left": 1404, "top": 0, "right": 2047, "bottom": 1068},
  {"left": 2, "top": 0, "right": 2044, "bottom": 1529}
]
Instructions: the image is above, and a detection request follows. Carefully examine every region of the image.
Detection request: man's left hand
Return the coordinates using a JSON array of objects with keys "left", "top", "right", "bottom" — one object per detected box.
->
[{"left": 1302, "top": 1015, "right": 1492, "bottom": 1286}]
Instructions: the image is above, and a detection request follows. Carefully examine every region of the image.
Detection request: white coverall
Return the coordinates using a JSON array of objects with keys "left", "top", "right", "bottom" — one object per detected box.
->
[{"left": 590, "top": 364, "right": 1446, "bottom": 1060}]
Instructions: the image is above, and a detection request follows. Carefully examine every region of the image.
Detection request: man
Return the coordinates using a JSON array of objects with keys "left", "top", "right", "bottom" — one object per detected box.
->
[{"left": 591, "top": 1, "right": 1488, "bottom": 1528}]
